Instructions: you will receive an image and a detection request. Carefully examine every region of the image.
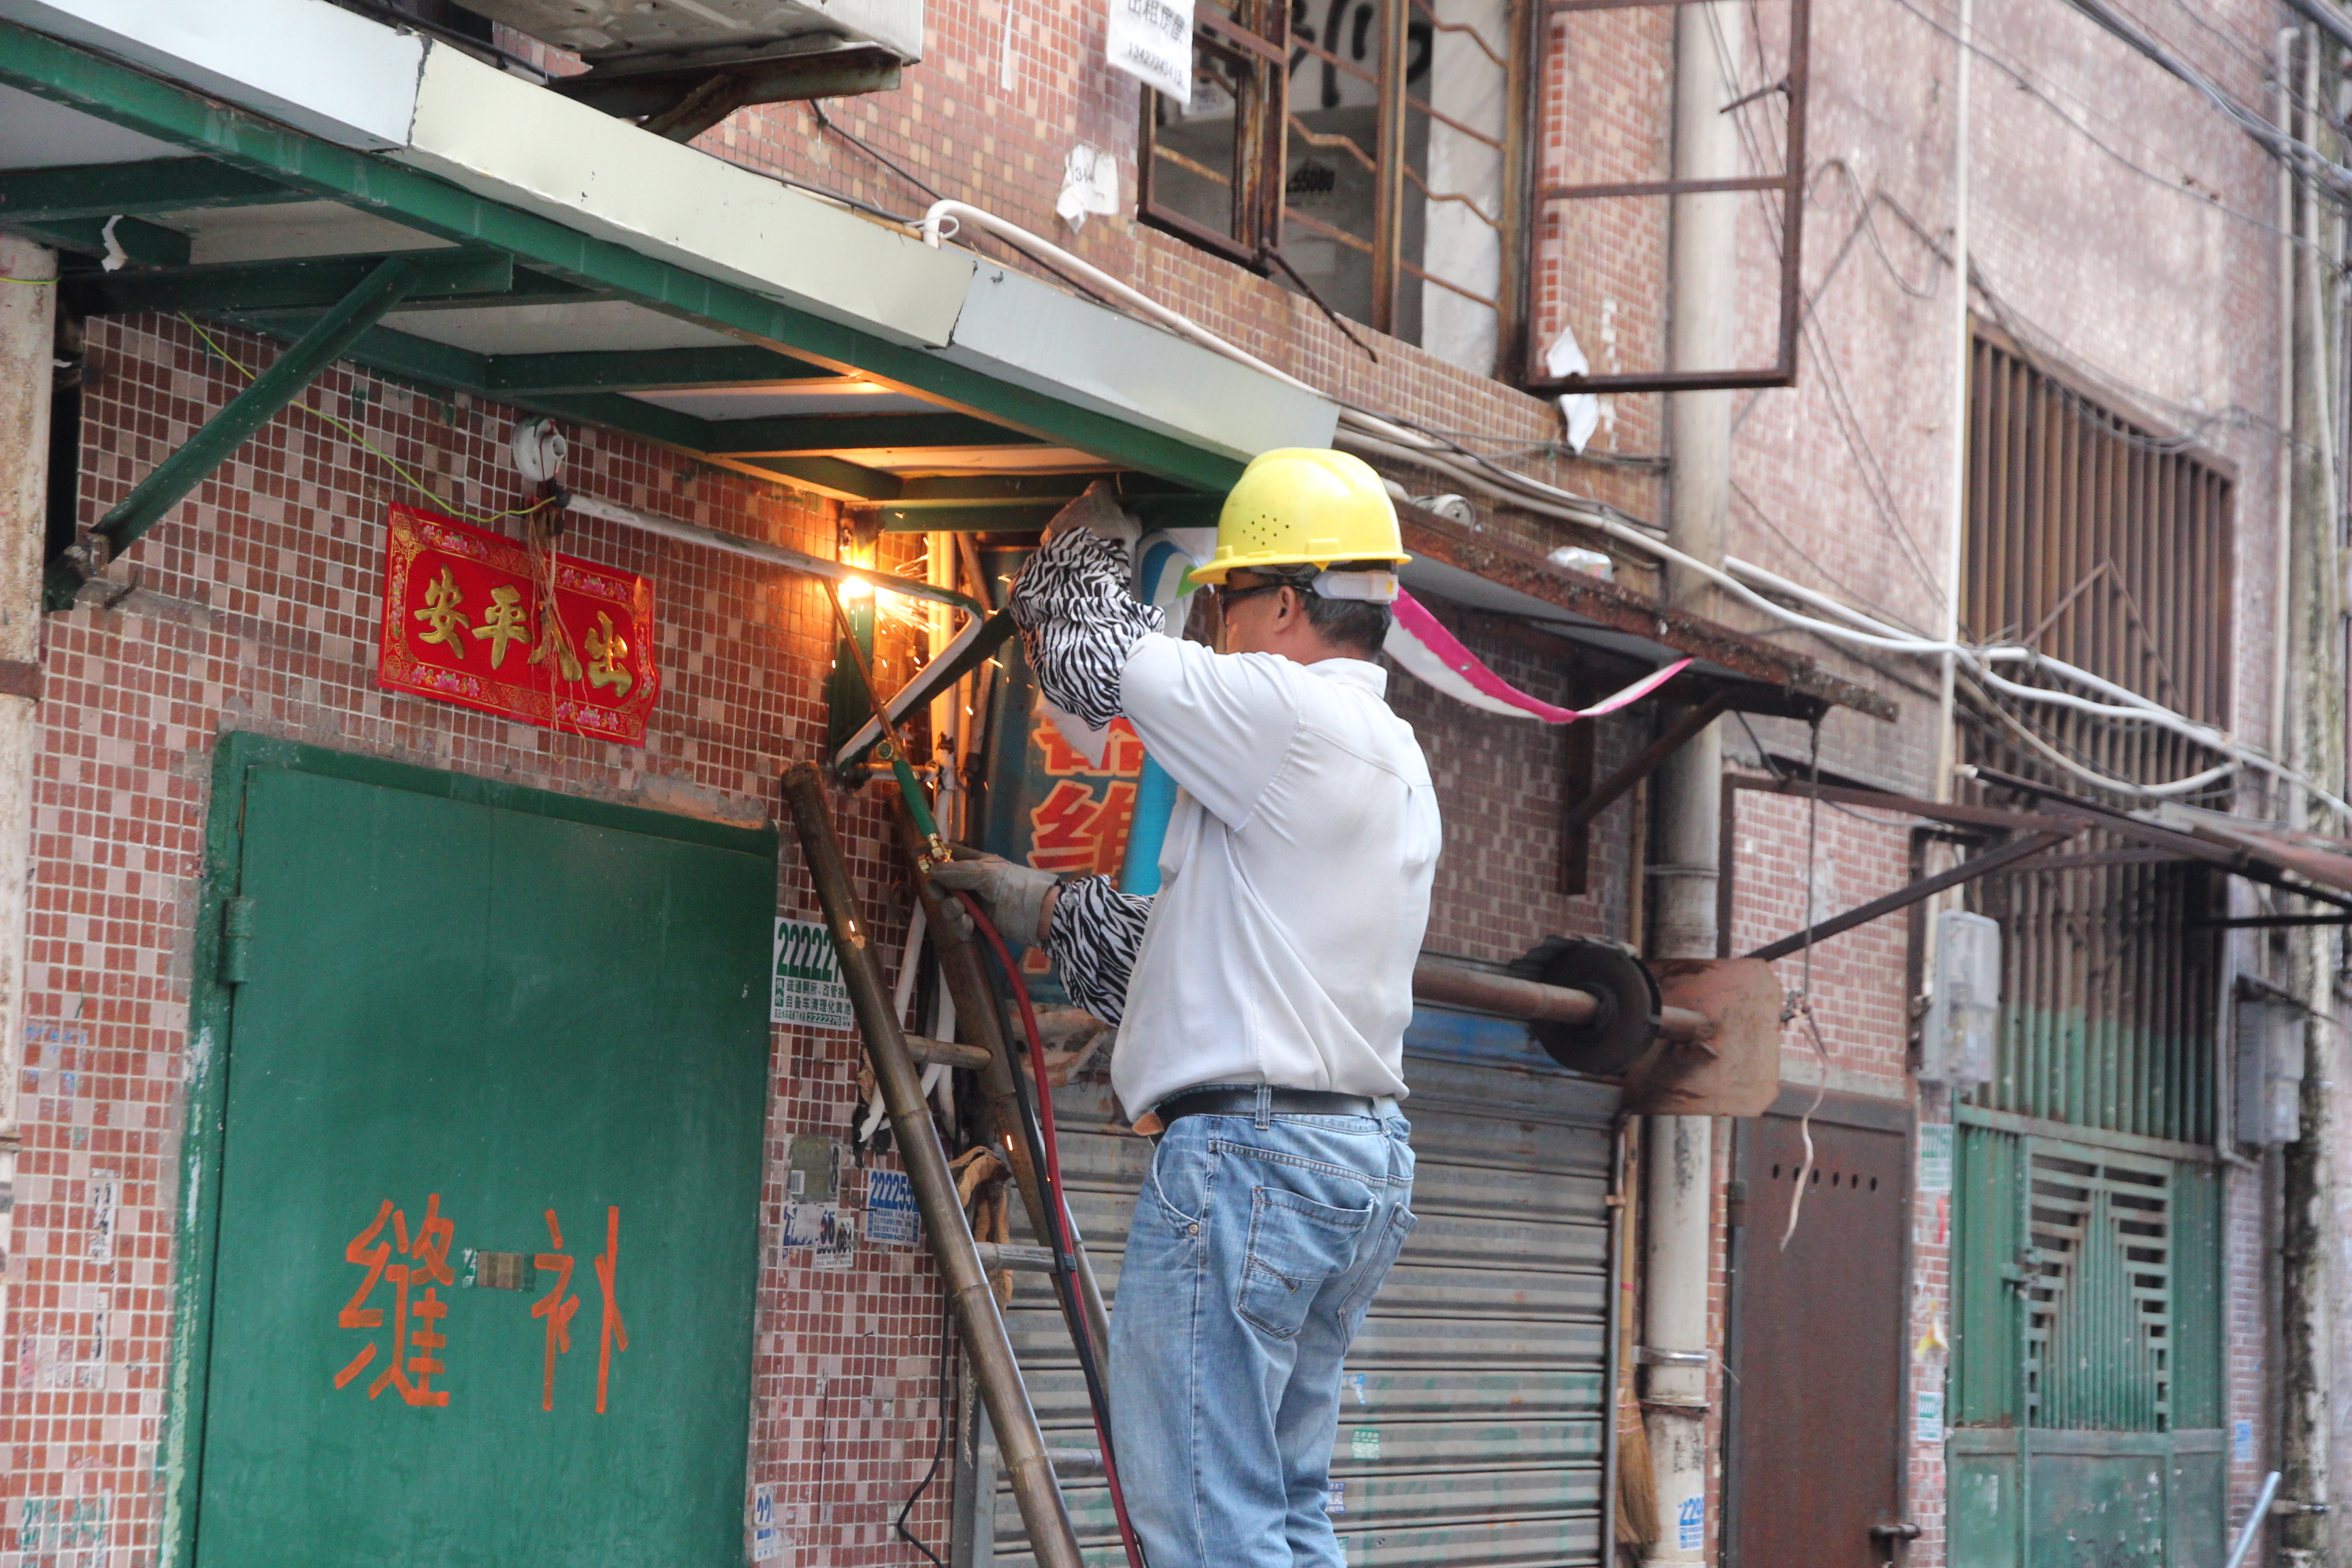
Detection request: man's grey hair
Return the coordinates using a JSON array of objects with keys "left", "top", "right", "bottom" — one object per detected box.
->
[{"left": 1260, "top": 561, "right": 1393, "bottom": 657}]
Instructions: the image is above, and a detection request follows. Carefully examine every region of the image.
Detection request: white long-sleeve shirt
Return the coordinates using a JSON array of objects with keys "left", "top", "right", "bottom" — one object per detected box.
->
[
  {"left": 1099, "top": 636, "right": 1441, "bottom": 1113},
  {"left": 1011, "top": 525, "right": 1441, "bottom": 1113}
]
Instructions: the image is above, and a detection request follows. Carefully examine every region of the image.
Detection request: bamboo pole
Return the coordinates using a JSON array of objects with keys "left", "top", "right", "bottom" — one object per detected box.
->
[{"left": 781, "top": 763, "right": 1083, "bottom": 1568}]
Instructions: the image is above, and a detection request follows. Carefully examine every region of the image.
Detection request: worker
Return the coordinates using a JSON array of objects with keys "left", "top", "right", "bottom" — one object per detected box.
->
[{"left": 932, "top": 448, "right": 1440, "bottom": 1568}]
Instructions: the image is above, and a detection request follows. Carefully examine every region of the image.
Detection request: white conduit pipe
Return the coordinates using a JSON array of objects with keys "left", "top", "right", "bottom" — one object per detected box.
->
[{"left": 913, "top": 201, "right": 2352, "bottom": 823}]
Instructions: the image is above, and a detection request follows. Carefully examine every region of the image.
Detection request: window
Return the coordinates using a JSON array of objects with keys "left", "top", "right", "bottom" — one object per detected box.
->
[{"left": 1138, "top": 0, "right": 1527, "bottom": 378}]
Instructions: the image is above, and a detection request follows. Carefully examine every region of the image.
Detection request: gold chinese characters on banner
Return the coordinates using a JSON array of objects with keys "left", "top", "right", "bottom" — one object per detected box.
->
[{"left": 377, "top": 505, "right": 659, "bottom": 745}]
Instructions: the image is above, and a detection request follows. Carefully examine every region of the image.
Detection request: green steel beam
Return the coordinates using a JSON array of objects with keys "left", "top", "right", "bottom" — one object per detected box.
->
[
  {"left": 3, "top": 213, "right": 187, "bottom": 265},
  {"left": 878, "top": 504, "right": 1063, "bottom": 532},
  {"left": 702, "top": 412, "right": 1038, "bottom": 453},
  {"left": 0, "top": 156, "right": 291, "bottom": 220},
  {"left": 482, "top": 344, "right": 838, "bottom": 394},
  {"left": 0, "top": 20, "right": 1240, "bottom": 495},
  {"left": 517, "top": 391, "right": 718, "bottom": 451},
  {"left": 65, "top": 248, "right": 514, "bottom": 316},
  {"left": 728, "top": 454, "right": 903, "bottom": 501},
  {"left": 47, "top": 252, "right": 425, "bottom": 608},
  {"left": 237, "top": 323, "right": 907, "bottom": 504},
  {"left": 893, "top": 472, "right": 1187, "bottom": 502}
]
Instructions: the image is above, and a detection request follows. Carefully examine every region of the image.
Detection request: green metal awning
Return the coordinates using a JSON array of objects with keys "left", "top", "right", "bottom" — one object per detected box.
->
[{"left": 0, "top": 0, "right": 1334, "bottom": 598}]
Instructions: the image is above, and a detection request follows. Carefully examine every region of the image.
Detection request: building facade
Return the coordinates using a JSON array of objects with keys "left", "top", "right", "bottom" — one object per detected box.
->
[{"left": 0, "top": 0, "right": 2343, "bottom": 1566}]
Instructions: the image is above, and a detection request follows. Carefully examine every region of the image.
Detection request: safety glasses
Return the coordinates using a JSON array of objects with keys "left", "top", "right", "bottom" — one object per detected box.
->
[{"left": 1213, "top": 581, "right": 1286, "bottom": 610}]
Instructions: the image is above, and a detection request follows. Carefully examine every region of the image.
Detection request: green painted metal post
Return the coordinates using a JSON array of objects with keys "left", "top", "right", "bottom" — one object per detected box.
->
[{"left": 45, "top": 252, "right": 423, "bottom": 608}]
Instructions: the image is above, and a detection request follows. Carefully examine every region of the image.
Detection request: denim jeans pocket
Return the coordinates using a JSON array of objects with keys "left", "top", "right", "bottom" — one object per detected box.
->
[
  {"left": 1237, "top": 1187, "right": 1373, "bottom": 1338},
  {"left": 1148, "top": 1132, "right": 1211, "bottom": 1233}
]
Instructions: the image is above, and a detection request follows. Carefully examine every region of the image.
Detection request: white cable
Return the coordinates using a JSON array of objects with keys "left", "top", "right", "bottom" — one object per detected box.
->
[
  {"left": 1963, "top": 674, "right": 2241, "bottom": 798},
  {"left": 912, "top": 198, "right": 2352, "bottom": 824}
]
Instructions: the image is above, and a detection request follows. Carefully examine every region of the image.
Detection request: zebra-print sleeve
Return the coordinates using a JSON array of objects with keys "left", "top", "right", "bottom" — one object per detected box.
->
[
  {"left": 1045, "top": 875, "right": 1153, "bottom": 1024},
  {"left": 1010, "top": 527, "right": 1164, "bottom": 729}
]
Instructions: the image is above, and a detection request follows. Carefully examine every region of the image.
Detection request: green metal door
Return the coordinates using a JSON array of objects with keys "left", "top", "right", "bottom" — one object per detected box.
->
[
  {"left": 179, "top": 737, "right": 774, "bottom": 1568},
  {"left": 1947, "top": 1121, "right": 2225, "bottom": 1567}
]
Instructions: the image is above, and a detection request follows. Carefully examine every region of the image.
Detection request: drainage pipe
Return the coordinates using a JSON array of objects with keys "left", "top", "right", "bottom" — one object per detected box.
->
[{"left": 1644, "top": 4, "right": 1746, "bottom": 1561}]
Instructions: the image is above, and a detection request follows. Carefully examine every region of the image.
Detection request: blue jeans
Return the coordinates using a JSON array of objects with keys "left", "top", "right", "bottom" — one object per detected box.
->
[{"left": 1109, "top": 1090, "right": 1416, "bottom": 1568}]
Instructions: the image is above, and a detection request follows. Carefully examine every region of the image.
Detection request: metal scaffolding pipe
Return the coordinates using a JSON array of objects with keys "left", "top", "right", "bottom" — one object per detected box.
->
[
  {"left": 781, "top": 764, "right": 1083, "bottom": 1568},
  {"left": 1411, "top": 957, "right": 1711, "bottom": 1043}
]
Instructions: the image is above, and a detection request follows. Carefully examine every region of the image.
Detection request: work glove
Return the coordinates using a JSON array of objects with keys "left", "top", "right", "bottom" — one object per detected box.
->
[
  {"left": 929, "top": 848, "right": 1059, "bottom": 947},
  {"left": 1041, "top": 477, "right": 1141, "bottom": 562}
]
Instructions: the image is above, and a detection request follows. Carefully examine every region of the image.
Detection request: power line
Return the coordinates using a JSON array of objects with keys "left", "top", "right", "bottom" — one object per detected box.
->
[{"left": 1880, "top": 0, "right": 2324, "bottom": 250}]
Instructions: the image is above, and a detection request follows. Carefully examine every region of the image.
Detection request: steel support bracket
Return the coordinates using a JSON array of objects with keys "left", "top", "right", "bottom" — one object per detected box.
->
[{"left": 45, "top": 252, "right": 425, "bottom": 610}]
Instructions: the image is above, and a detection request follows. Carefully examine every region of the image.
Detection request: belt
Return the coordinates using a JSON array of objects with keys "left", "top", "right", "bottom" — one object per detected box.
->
[{"left": 1154, "top": 1085, "right": 1380, "bottom": 1124}]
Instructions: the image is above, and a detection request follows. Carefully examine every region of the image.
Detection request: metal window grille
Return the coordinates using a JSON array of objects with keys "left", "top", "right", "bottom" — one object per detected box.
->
[
  {"left": 1137, "top": 0, "right": 1536, "bottom": 377},
  {"left": 1953, "top": 1127, "right": 2222, "bottom": 1434},
  {"left": 1960, "top": 329, "right": 2233, "bottom": 1145}
]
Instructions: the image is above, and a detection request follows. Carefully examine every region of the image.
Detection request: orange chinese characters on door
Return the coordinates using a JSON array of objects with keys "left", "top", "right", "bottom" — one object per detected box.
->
[
  {"left": 377, "top": 504, "right": 659, "bottom": 745},
  {"left": 333, "top": 1194, "right": 455, "bottom": 1407},
  {"left": 531, "top": 1205, "right": 628, "bottom": 1412}
]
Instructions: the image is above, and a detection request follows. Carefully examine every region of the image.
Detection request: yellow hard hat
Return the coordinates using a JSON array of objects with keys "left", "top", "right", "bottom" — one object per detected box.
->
[{"left": 1192, "top": 448, "right": 1409, "bottom": 586}]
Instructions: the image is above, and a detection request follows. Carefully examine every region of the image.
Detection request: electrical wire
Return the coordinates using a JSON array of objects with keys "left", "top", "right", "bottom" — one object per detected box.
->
[
  {"left": 1777, "top": 721, "right": 1832, "bottom": 1250},
  {"left": 1878, "top": 0, "right": 2325, "bottom": 250},
  {"left": 178, "top": 315, "right": 551, "bottom": 528},
  {"left": 906, "top": 197, "right": 2352, "bottom": 821}
]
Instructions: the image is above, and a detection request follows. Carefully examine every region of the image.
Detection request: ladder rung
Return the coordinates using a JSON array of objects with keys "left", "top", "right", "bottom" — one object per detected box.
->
[
  {"left": 905, "top": 1033, "right": 992, "bottom": 1071},
  {"left": 975, "top": 1241, "right": 1057, "bottom": 1273},
  {"left": 1044, "top": 1447, "right": 1103, "bottom": 1473}
]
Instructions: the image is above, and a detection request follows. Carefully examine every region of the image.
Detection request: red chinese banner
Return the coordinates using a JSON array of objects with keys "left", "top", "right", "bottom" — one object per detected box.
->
[{"left": 377, "top": 505, "right": 659, "bottom": 745}]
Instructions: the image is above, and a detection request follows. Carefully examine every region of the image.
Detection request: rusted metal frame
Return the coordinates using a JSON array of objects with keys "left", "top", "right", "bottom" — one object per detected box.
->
[
  {"left": 1135, "top": 2, "right": 1285, "bottom": 273},
  {"left": 1232, "top": 0, "right": 1288, "bottom": 273},
  {"left": 1524, "top": 0, "right": 1809, "bottom": 395},
  {"left": 1405, "top": 92, "right": 1507, "bottom": 152},
  {"left": 1393, "top": 504, "right": 1895, "bottom": 718},
  {"left": 1730, "top": 771, "right": 2057, "bottom": 834},
  {"left": 1154, "top": 142, "right": 1234, "bottom": 189},
  {"left": 1197, "top": 3, "right": 1288, "bottom": 63},
  {"left": 1565, "top": 692, "right": 1733, "bottom": 836},
  {"left": 1401, "top": 252, "right": 1501, "bottom": 307},
  {"left": 1288, "top": 34, "right": 1382, "bottom": 90},
  {"left": 2002, "top": 847, "right": 2183, "bottom": 875},
  {"left": 1497, "top": 0, "right": 1543, "bottom": 382},
  {"left": 1541, "top": 173, "right": 1784, "bottom": 201},
  {"left": 1369, "top": 0, "right": 1411, "bottom": 336},
  {"left": 1748, "top": 829, "right": 2076, "bottom": 963},
  {"left": 1287, "top": 206, "right": 1379, "bottom": 255},
  {"left": 1970, "top": 764, "right": 2352, "bottom": 913},
  {"left": 2195, "top": 911, "right": 2352, "bottom": 928}
]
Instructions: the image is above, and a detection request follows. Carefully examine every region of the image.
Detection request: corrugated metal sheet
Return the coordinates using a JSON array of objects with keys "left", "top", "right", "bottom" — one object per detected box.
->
[
  {"left": 1961, "top": 330, "right": 2232, "bottom": 1147},
  {"left": 975, "top": 1022, "right": 1618, "bottom": 1567}
]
